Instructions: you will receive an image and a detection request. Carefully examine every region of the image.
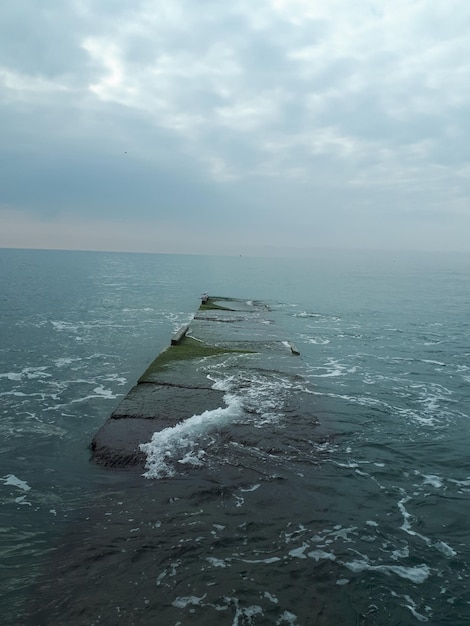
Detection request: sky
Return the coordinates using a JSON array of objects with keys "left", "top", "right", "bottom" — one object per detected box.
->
[{"left": 1, "top": 0, "right": 470, "bottom": 256}]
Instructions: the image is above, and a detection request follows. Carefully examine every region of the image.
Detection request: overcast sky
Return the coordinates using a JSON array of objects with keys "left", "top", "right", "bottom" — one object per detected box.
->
[{"left": 1, "top": 0, "right": 469, "bottom": 256}]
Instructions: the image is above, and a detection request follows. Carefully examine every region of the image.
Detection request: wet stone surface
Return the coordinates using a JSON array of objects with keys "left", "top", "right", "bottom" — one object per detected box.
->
[{"left": 90, "top": 297, "right": 284, "bottom": 469}]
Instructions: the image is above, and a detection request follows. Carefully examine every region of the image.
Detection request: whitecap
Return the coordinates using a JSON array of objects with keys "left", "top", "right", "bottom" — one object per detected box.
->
[
  {"left": 54, "top": 357, "right": 77, "bottom": 367},
  {"left": 307, "top": 549, "right": 336, "bottom": 562},
  {"left": 15, "top": 495, "right": 32, "bottom": 506},
  {"left": 240, "top": 484, "right": 260, "bottom": 492},
  {"left": 1, "top": 474, "right": 31, "bottom": 491},
  {"left": 206, "top": 557, "right": 228, "bottom": 568},
  {"left": 241, "top": 557, "right": 281, "bottom": 564},
  {"left": 0, "top": 372, "right": 22, "bottom": 381},
  {"left": 422, "top": 359, "right": 445, "bottom": 366},
  {"left": 140, "top": 394, "right": 243, "bottom": 479},
  {"left": 344, "top": 560, "right": 430, "bottom": 583},
  {"left": 391, "top": 546, "right": 410, "bottom": 560},
  {"left": 422, "top": 474, "right": 443, "bottom": 488},
  {"left": 172, "top": 594, "right": 206, "bottom": 608},
  {"left": 70, "top": 385, "right": 119, "bottom": 403},
  {"left": 391, "top": 592, "right": 431, "bottom": 622},
  {"left": 288, "top": 543, "right": 309, "bottom": 559},
  {"left": 263, "top": 591, "right": 278, "bottom": 604},
  {"left": 278, "top": 610, "right": 299, "bottom": 625},
  {"left": 233, "top": 494, "right": 245, "bottom": 508},
  {"left": 435, "top": 541, "right": 457, "bottom": 557},
  {"left": 306, "top": 337, "right": 330, "bottom": 345},
  {"left": 178, "top": 449, "right": 206, "bottom": 467}
]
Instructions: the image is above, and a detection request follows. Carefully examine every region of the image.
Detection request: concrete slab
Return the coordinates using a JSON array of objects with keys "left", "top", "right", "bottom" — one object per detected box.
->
[
  {"left": 90, "top": 294, "right": 299, "bottom": 470},
  {"left": 91, "top": 385, "right": 226, "bottom": 468}
]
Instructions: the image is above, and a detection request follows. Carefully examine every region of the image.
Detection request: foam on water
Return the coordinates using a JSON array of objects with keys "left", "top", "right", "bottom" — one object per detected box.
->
[
  {"left": 140, "top": 394, "right": 244, "bottom": 478},
  {"left": 390, "top": 591, "right": 432, "bottom": 622},
  {"left": 0, "top": 367, "right": 51, "bottom": 381},
  {"left": 207, "top": 369, "right": 308, "bottom": 426},
  {"left": 398, "top": 494, "right": 458, "bottom": 557},
  {"left": 305, "top": 358, "right": 349, "bottom": 378},
  {"left": 54, "top": 357, "right": 79, "bottom": 368},
  {"left": 172, "top": 594, "right": 206, "bottom": 608},
  {"left": 344, "top": 560, "right": 431, "bottom": 583},
  {"left": 60, "top": 384, "right": 121, "bottom": 405},
  {"left": 1, "top": 474, "right": 31, "bottom": 491}
]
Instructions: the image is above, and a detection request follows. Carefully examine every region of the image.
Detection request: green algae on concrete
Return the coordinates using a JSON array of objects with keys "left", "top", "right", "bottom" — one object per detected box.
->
[
  {"left": 199, "top": 297, "right": 235, "bottom": 311},
  {"left": 138, "top": 335, "right": 254, "bottom": 382},
  {"left": 91, "top": 295, "right": 284, "bottom": 469}
]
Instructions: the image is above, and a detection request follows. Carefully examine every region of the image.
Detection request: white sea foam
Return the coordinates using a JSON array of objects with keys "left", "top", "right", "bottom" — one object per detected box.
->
[
  {"left": 240, "top": 484, "right": 260, "bottom": 492},
  {"left": 307, "top": 358, "right": 348, "bottom": 378},
  {"left": 233, "top": 494, "right": 245, "bottom": 507},
  {"left": 172, "top": 594, "right": 206, "bottom": 608},
  {"left": 404, "top": 603, "right": 429, "bottom": 622},
  {"left": 295, "top": 311, "right": 319, "bottom": 318},
  {"left": 51, "top": 320, "right": 80, "bottom": 332},
  {"left": 141, "top": 394, "right": 243, "bottom": 478},
  {"left": 1, "top": 474, "right": 31, "bottom": 491},
  {"left": 264, "top": 591, "right": 278, "bottom": 604},
  {"left": 206, "top": 557, "right": 228, "bottom": 568},
  {"left": 422, "top": 359, "right": 445, "bottom": 366},
  {"left": 328, "top": 526, "right": 358, "bottom": 542},
  {"left": 241, "top": 557, "right": 281, "bottom": 564},
  {"left": 0, "top": 367, "right": 50, "bottom": 381},
  {"left": 15, "top": 495, "right": 32, "bottom": 506},
  {"left": 208, "top": 370, "right": 303, "bottom": 426},
  {"left": 344, "top": 560, "right": 430, "bottom": 583},
  {"left": 391, "top": 591, "right": 431, "bottom": 622},
  {"left": 306, "top": 337, "right": 330, "bottom": 345},
  {"left": 398, "top": 496, "right": 431, "bottom": 544},
  {"left": 0, "top": 372, "right": 22, "bottom": 381},
  {"left": 69, "top": 385, "right": 120, "bottom": 403},
  {"left": 104, "top": 374, "right": 127, "bottom": 385},
  {"left": 283, "top": 524, "right": 307, "bottom": 544},
  {"left": 233, "top": 603, "right": 264, "bottom": 623},
  {"left": 421, "top": 474, "right": 443, "bottom": 488},
  {"left": 178, "top": 449, "right": 206, "bottom": 467},
  {"left": 391, "top": 546, "right": 410, "bottom": 560},
  {"left": 278, "top": 610, "right": 299, "bottom": 625},
  {"left": 307, "top": 549, "right": 336, "bottom": 562},
  {"left": 54, "top": 357, "right": 77, "bottom": 367},
  {"left": 435, "top": 541, "right": 457, "bottom": 557},
  {"left": 288, "top": 543, "right": 309, "bottom": 559}
]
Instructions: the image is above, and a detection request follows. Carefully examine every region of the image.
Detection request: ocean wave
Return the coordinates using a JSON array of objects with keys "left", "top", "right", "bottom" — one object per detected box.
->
[{"left": 140, "top": 394, "right": 244, "bottom": 479}]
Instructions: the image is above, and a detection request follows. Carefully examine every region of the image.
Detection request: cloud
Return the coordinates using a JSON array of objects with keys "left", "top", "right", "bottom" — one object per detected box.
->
[{"left": 1, "top": 0, "right": 470, "bottom": 253}]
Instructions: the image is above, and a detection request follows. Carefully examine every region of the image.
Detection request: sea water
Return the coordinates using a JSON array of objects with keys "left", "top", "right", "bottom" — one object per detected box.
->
[{"left": 1, "top": 248, "right": 469, "bottom": 625}]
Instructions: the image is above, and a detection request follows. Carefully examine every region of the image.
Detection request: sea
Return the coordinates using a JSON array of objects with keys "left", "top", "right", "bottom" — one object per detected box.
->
[{"left": 1, "top": 247, "right": 469, "bottom": 626}]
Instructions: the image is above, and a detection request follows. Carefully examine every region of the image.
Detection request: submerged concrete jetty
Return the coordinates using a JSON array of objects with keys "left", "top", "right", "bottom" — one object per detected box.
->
[{"left": 91, "top": 296, "right": 299, "bottom": 469}]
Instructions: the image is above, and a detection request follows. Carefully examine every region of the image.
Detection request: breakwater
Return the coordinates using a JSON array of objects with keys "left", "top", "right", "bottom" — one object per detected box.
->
[{"left": 91, "top": 296, "right": 299, "bottom": 470}]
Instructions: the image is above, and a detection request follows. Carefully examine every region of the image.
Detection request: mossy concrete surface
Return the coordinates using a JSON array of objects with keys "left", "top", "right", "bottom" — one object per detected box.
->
[
  {"left": 90, "top": 295, "right": 283, "bottom": 470},
  {"left": 198, "top": 296, "right": 235, "bottom": 311},
  {"left": 91, "top": 385, "right": 226, "bottom": 468},
  {"left": 138, "top": 336, "right": 251, "bottom": 382}
]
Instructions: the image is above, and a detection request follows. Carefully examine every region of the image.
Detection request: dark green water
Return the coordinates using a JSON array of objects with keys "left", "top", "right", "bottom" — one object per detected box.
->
[{"left": 1, "top": 248, "right": 469, "bottom": 624}]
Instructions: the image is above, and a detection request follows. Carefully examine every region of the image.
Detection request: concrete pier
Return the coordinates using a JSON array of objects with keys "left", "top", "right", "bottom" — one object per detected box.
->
[
  {"left": 90, "top": 296, "right": 300, "bottom": 469},
  {"left": 170, "top": 323, "right": 189, "bottom": 345}
]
